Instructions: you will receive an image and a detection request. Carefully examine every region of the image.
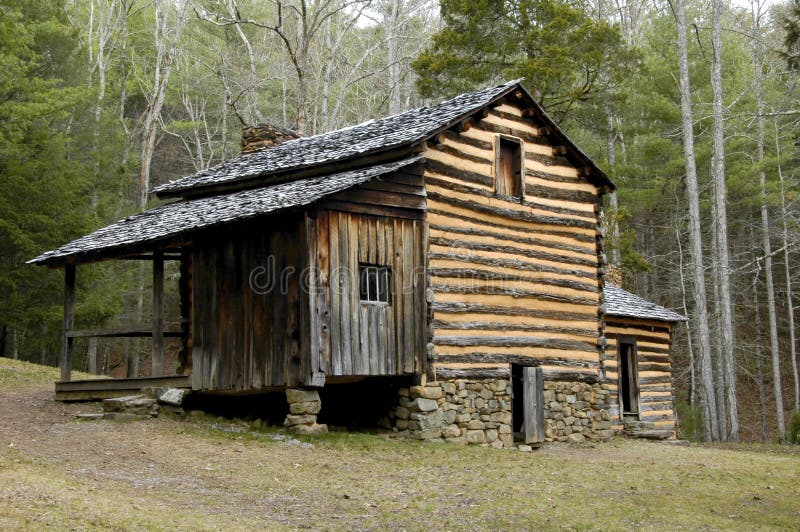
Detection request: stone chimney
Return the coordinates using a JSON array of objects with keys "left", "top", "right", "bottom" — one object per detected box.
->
[
  {"left": 606, "top": 264, "right": 623, "bottom": 286},
  {"left": 240, "top": 123, "right": 301, "bottom": 153}
]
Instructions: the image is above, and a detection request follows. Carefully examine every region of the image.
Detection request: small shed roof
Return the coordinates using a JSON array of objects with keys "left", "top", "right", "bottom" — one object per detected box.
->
[
  {"left": 604, "top": 283, "right": 687, "bottom": 323},
  {"left": 153, "top": 80, "right": 613, "bottom": 198},
  {"left": 29, "top": 157, "right": 421, "bottom": 266}
]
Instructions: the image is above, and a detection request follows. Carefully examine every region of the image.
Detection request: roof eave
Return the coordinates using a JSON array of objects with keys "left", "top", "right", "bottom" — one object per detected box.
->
[
  {"left": 508, "top": 85, "right": 615, "bottom": 193},
  {"left": 606, "top": 311, "right": 688, "bottom": 323},
  {"left": 153, "top": 143, "right": 423, "bottom": 201}
]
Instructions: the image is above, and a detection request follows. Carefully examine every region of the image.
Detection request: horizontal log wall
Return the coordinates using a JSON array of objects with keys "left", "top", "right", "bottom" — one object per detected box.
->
[
  {"left": 605, "top": 317, "right": 677, "bottom": 430},
  {"left": 425, "top": 101, "right": 604, "bottom": 381},
  {"left": 191, "top": 214, "right": 308, "bottom": 391}
]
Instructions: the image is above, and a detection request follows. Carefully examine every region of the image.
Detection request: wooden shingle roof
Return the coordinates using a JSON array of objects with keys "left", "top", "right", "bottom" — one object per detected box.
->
[
  {"left": 604, "top": 283, "right": 687, "bottom": 322},
  {"left": 154, "top": 80, "right": 613, "bottom": 199},
  {"left": 32, "top": 80, "right": 614, "bottom": 267},
  {"left": 29, "top": 157, "right": 421, "bottom": 266}
]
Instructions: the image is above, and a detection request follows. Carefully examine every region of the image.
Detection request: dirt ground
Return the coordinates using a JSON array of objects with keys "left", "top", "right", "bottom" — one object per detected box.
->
[{"left": 1, "top": 359, "right": 799, "bottom": 530}]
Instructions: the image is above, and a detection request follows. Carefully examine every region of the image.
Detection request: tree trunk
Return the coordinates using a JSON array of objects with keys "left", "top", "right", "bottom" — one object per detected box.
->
[
  {"left": 87, "top": 336, "right": 98, "bottom": 374},
  {"left": 673, "top": 0, "right": 718, "bottom": 441},
  {"left": 320, "top": 15, "right": 333, "bottom": 131},
  {"left": 676, "top": 224, "right": 696, "bottom": 407},
  {"left": 10, "top": 328, "right": 17, "bottom": 360},
  {"left": 118, "top": 0, "right": 131, "bottom": 199},
  {"left": 711, "top": 0, "right": 738, "bottom": 441},
  {"left": 751, "top": 0, "right": 785, "bottom": 438},
  {"left": 387, "top": 0, "right": 402, "bottom": 115},
  {"left": 605, "top": 101, "right": 621, "bottom": 267},
  {"left": 774, "top": 124, "right": 799, "bottom": 413},
  {"left": 125, "top": 338, "right": 138, "bottom": 378},
  {"left": 754, "top": 276, "right": 768, "bottom": 442}
]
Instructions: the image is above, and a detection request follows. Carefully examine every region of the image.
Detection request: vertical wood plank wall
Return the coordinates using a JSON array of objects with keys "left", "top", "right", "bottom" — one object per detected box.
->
[
  {"left": 424, "top": 101, "right": 604, "bottom": 380},
  {"left": 191, "top": 215, "right": 307, "bottom": 390},
  {"left": 312, "top": 209, "right": 425, "bottom": 377},
  {"left": 605, "top": 317, "right": 677, "bottom": 431}
]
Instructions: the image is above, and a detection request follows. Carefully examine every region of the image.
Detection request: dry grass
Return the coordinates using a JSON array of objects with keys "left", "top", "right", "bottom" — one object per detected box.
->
[{"left": 1, "top": 357, "right": 798, "bottom": 530}]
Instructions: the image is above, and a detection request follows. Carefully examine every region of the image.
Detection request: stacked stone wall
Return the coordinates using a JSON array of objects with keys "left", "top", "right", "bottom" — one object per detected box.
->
[
  {"left": 390, "top": 378, "right": 618, "bottom": 448},
  {"left": 392, "top": 379, "right": 513, "bottom": 448},
  {"left": 542, "top": 381, "right": 615, "bottom": 443}
]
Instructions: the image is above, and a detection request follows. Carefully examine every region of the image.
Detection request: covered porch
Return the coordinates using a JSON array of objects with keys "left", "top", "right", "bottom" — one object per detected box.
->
[{"left": 48, "top": 246, "right": 192, "bottom": 401}]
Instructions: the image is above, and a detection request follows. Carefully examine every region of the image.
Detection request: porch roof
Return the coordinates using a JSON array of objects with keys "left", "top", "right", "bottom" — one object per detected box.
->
[
  {"left": 604, "top": 283, "right": 687, "bottom": 323},
  {"left": 29, "top": 156, "right": 421, "bottom": 266}
]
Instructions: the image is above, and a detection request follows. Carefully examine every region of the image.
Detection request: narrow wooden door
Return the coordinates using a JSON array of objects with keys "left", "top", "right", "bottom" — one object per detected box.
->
[{"left": 523, "top": 366, "right": 544, "bottom": 444}]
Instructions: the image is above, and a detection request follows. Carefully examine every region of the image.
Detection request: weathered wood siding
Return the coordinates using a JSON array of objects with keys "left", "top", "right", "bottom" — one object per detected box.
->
[
  {"left": 425, "top": 101, "right": 604, "bottom": 380},
  {"left": 190, "top": 165, "right": 427, "bottom": 391},
  {"left": 311, "top": 207, "right": 426, "bottom": 377},
  {"left": 605, "top": 316, "right": 677, "bottom": 431},
  {"left": 191, "top": 214, "right": 309, "bottom": 390}
]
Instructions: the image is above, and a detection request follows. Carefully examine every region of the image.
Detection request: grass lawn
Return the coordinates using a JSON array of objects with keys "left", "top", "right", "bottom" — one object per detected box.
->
[{"left": 0, "top": 357, "right": 798, "bottom": 530}]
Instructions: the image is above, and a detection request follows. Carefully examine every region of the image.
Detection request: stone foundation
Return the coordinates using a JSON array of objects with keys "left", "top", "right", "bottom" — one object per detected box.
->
[
  {"left": 392, "top": 379, "right": 514, "bottom": 448},
  {"left": 284, "top": 389, "right": 328, "bottom": 435},
  {"left": 542, "top": 381, "right": 615, "bottom": 443},
  {"left": 391, "top": 378, "right": 618, "bottom": 448}
]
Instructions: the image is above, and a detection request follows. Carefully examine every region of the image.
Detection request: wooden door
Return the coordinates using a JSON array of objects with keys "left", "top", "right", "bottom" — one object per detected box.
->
[{"left": 523, "top": 366, "right": 545, "bottom": 444}]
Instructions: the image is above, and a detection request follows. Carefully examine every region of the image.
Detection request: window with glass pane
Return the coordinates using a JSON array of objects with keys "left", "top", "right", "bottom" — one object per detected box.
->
[{"left": 359, "top": 264, "right": 390, "bottom": 303}]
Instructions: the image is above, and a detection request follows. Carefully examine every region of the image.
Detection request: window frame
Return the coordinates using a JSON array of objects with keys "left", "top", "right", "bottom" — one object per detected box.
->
[
  {"left": 358, "top": 263, "right": 391, "bottom": 305},
  {"left": 494, "top": 133, "right": 525, "bottom": 201}
]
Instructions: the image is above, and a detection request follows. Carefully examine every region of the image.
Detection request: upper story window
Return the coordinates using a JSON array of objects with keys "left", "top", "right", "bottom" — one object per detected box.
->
[
  {"left": 359, "top": 263, "right": 391, "bottom": 304},
  {"left": 495, "top": 135, "right": 524, "bottom": 199}
]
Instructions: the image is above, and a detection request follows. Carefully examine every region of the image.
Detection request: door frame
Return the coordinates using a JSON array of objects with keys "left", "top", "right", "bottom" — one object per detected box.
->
[
  {"left": 511, "top": 364, "right": 544, "bottom": 444},
  {"left": 617, "top": 336, "right": 640, "bottom": 418}
]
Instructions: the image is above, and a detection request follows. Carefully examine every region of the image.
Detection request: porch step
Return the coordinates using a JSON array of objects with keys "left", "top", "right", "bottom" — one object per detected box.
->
[
  {"left": 622, "top": 416, "right": 674, "bottom": 440},
  {"left": 54, "top": 374, "right": 191, "bottom": 401}
]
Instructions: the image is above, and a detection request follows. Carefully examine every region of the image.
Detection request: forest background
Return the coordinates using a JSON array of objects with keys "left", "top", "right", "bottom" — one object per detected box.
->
[{"left": 2, "top": 0, "right": 800, "bottom": 443}]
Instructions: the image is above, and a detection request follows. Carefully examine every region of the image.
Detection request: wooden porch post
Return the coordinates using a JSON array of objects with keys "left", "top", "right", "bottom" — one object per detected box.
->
[
  {"left": 60, "top": 264, "right": 76, "bottom": 382},
  {"left": 152, "top": 250, "right": 164, "bottom": 376}
]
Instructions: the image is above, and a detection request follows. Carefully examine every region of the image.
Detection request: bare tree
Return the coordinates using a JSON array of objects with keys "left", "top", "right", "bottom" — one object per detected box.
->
[
  {"left": 86, "top": 1, "right": 123, "bottom": 185},
  {"left": 605, "top": 101, "right": 621, "bottom": 267},
  {"left": 199, "top": 0, "right": 374, "bottom": 134},
  {"left": 378, "top": 0, "right": 435, "bottom": 114},
  {"left": 776, "top": 126, "right": 800, "bottom": 413},
  {"left": 671, "top": 0, "right": 719, "bottom": 441},
  {"left": 137, "top": 0, "right": 190, "bottom": 209},
  {"left": 676, "top": 222, "right": 696, "bottom": 407},
  {"left": 224, "top": 0, "right": 267, "bottom": 125},
  {"left": 753, "top": 272, "right": 768, "bottom": 441},
  {"left": 611, "top": 0, "right": 650, "bottom": 48},
  {"left": 750, "top": 0, "right": 782, "bottom": 439},
  {"left": 710, "top": 0, "right": 738, "bottom": 441}
]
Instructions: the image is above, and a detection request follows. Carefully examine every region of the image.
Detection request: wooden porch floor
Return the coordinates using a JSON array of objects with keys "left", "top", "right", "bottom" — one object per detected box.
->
[{"left": 54, "top": 375, "right": 191, "bottom": 401}]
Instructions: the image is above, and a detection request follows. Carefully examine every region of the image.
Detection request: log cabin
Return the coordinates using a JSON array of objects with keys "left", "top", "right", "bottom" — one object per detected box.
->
[
  {"left": 604, "top": 283, "right": 687, "bottom": 439},
  {"left": 31, "top": 80, "right": 686, "bottom": 445}
]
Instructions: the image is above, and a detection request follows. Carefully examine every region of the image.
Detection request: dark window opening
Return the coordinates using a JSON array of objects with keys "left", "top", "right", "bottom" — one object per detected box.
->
[
  {"left": 359, "top": 264, "right": 391, "bottom": 304},
  {"left": 618, "top": 340, "right": 639, "bottom": 416},
  {"left": 497, "top": 136, "right": 523, "bottom": 199}
]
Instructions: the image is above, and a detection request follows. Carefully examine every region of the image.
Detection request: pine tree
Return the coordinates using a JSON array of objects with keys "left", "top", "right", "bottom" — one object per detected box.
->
[{"left": 412, "top": 0, "right": 632, "bottom": 119}]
